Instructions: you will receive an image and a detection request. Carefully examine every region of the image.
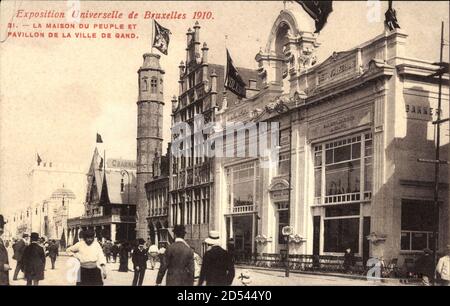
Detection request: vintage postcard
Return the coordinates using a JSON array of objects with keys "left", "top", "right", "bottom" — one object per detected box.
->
[{"left": 0, "top": 0, "right": 449, "bottom": 291}]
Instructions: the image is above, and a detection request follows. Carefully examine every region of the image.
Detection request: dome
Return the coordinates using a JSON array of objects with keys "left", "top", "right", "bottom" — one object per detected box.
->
[{"left": 50, "top": 186, "right": 76, "bottom": 200}]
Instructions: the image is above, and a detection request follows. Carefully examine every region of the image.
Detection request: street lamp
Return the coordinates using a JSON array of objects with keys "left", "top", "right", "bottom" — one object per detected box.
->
[{"left": 121, "top": 169, "right": 131, "bottom": 241}]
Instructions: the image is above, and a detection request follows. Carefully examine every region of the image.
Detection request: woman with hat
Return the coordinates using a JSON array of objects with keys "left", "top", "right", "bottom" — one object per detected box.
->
[
  {"left": 118, "top": 241, "right": 130, "bottom": 272},
  {"left": 22, "top": 232, "right": 46, "bottom": 286},
  {"left": 66, "top": 229, "right": 107, "bottom": 286},
  {"left": 198, "top": 230, "right": 235, "bottom": 286}
]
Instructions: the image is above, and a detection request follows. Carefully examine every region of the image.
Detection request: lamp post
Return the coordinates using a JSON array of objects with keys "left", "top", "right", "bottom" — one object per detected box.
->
[{"left": 121, "top": 169, "right": 131, "bottom": 241}]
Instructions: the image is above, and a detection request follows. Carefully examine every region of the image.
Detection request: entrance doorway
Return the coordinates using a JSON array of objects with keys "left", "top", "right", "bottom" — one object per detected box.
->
[{"left": 227, "top": 215, "right": 254, "bottom": 260}]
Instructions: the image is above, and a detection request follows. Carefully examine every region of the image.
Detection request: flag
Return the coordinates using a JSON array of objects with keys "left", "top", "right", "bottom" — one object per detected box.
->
[
  {"left": 96, "top": 133, "right": 103, "bottom": 143},
  {"left": 225, "top": 49, "right": 247, "bottom": 99},
  {"left": 295, "top": 1, "right": 333, "bottom": 33},
  {"left": 385, "top": 0, "right": 400, "bottom": 31},
  {"left": 153, "top": 20, "right": 171, "bottom": 55},
  {"left": 37, "top": 153, "right": 42, "bottom": 166}
]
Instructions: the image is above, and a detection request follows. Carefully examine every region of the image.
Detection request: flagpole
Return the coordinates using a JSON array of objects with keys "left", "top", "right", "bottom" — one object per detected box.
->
[
  {"left": 151, "top": 19, "right": 154, "bottom": 54},
  {"left": 224, "top": 34, "right": 228, "bottom": 87},
  {"left": 103, "top": 150, "right": 106, "bottom": 173}
]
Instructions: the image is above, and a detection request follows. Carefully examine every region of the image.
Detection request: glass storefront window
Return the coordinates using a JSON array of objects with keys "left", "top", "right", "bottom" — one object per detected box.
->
[
  {"left": 324, "top": 217, "right": 360, "bottom": 253},
  {"left": 314, "top": 132, "right": 372, "bottom": 204},
  {"left": 401, "top": 200, "right": 438, "bottom": 251},
  {"left": 325, "top": 161, "right": 361, "bottom": 195},
  {"left": 226, "top": 161, "right": 260, "bottom": 213}
]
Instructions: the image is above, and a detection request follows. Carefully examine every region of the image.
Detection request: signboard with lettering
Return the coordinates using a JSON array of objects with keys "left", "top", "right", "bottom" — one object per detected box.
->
[
  {"left": 405, "top": 104, "right": 442, "bottom": 121},
  {"left": 316, "top": 52, "right": 359, "bottom": 87},
  {"left": 308, "top": 107, "right": 372, "bottom": 140},
  {"left": 107, "top": 159, "right": 136, "bottom": 169}
]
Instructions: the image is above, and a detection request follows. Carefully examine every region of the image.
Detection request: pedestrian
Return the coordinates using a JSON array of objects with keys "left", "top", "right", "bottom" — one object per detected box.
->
[
  {"left": 118, "top": 241, "right": 129, "bottom": 272},
  {"left": 12, "top": 233, "right": 29, "bottom": 280},
  {"left": 47, "top": 240, "right": 59, "bottom": 270},
  {"left": 22, "top": 232, "right": 46, "bottom": 286},
  {"left": 0, "top": 215, "right": 11, "bottom": 286},
  {"left": 436, "top": 245, "right": 450, "bottom": 286},
  {"left": 102, "top": 239, "right": 112, "bottom": 263},
  {"left": 111, "top": 241, "right": 119, "bottom": 263},
  {"left": 198, "top": 230, "right": 235, "bottom": 286},
  {"left": 66, "top": 229, "right": 107, "bottom": 286},
  {"left": 148, "top": 243, "right": 159, "bottom": 270},
  {"left": 414, "top": 248, "right": 434, "bottom": 286},
  {"left": 343, "top": 247, "right": 356, "bottom": 274},
  {"left": 227, "top": 238, "right": 236, "bottom": 264},
  {"left": 156, "top": 225, "right": 194, "bottom": 286},
  {"left": 158, "top": 243, "right": 167, "bottom": 271},
  {"left": 132, "top": 238, "right": 148, "bottom": 286},
  {"left": 192, "top": 247, "right": 202, "bottom": 285}
]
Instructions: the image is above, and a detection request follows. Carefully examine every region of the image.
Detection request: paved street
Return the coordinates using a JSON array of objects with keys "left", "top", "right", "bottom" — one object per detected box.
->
[{"left": 6, "top": 252, "right": 394, "bottom": 286}]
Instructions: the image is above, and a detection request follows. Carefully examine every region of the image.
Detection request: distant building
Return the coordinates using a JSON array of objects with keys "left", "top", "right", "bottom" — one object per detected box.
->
[
  {"left": 5, "top": 158, "right": 86, "bottom": 239},
  {"left": 67, "top": 149, "right": 137, "bottom": 244}
]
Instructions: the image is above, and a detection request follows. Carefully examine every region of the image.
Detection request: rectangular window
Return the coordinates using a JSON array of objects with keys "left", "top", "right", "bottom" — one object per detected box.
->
[
  {"left": 401, "top": 200, "right": 437, "bottom": 251},
  {"left": 278, "top": 209, "right": 289, "bottom": 244},
  {"left": 226, "top": 161, "right": 260, "bottom": 213},
  {"left": 314, "top": 132, "right": 372, "bottom": 204},
  {"left": 278, "top": 152, "right": 290, "bottom": 175}
]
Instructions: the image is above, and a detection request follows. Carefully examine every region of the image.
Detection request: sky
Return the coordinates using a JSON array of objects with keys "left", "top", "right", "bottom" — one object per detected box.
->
[{"left": 0, "top": 0, "right": 449, "bottom": 216}]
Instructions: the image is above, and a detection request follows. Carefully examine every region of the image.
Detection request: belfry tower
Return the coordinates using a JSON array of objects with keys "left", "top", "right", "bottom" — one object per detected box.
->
[{"left": 136, "top": 53, "right": 164, "bottom": 239}]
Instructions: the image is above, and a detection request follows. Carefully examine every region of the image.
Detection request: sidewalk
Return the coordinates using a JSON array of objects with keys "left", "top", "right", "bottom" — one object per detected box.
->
[{"left": 236, "top": 264, "right": 420, "bottom": 286}]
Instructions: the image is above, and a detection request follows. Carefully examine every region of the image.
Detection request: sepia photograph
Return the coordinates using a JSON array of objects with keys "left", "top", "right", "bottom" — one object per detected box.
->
[{"left": 0, "top": 0, "right": 449, "bottom": 292}]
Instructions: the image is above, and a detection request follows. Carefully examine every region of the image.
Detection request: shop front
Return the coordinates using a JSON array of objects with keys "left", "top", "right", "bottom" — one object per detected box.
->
[{"left": 224, "top": 160, "right": 260, "bottom": 260}]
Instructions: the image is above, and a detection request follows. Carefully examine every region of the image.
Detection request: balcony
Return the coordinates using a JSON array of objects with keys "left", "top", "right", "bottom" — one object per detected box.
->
[
  {"left": 149, "top": 207, "right": 168, "bottom": 217},
  {"left": 228, "top": 204, "right": 258, "bottom": 215}
]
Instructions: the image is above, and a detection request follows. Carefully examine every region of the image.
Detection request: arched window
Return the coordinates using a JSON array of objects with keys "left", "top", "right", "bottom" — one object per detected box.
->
[
  {"left": 151, "top": 77, "right": 158, "bottom": 93},
  {"left": 142, "top": 77, "right": 148, "bottom": 91}
]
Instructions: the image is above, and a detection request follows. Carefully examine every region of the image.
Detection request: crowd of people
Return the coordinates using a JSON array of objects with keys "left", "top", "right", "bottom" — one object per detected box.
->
[
  {"left": 61, "top": 224, "right": 235, "bottom": 286},
  {"left": 0, "top": 230, "right": 60, "bottom": 286},
  {"left": 2, "top": 214, "right": 449, "bottom": 286}
]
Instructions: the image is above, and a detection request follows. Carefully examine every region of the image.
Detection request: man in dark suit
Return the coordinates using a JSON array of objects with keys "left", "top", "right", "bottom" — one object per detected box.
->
[
  {"left": 198, "top": 230, "right": 235, "bottom": 286},
  {"left": 0, "top": 215, "right": 11, "bottom": 286},
  {"left": 131, "top": 238, "right": 148, "bottom": 286},
  {"left": 156, "top": 225, "right": 194, "bottom": 286},
  {"left": 47, "top": 240, "right": 59, "bottom": 270},
  {"left": 12, "top": 233, "right": 29, "bottom": 280},
  {"left": 22, "top": 232, "right": 46, "bottom": 286}
]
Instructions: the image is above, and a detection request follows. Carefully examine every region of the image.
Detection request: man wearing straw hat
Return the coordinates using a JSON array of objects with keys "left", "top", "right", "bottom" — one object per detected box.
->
[
  {"left": 0, "top": 215, "right": 11, "bottom": 286},
  {"left": 198, "top": 230, "right": 235, "bottom": 286}
]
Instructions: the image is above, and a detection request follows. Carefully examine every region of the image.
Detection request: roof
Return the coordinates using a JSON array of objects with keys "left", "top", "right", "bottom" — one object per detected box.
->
[
  {"left": 86, "top": 148, "right": 137, "bottom": 205},
  {"left": 50, "top": 187, "right": 76, "bottom": 200},
  {"left": 101, "top": 170, "right": 137, "bottom": 205}
]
